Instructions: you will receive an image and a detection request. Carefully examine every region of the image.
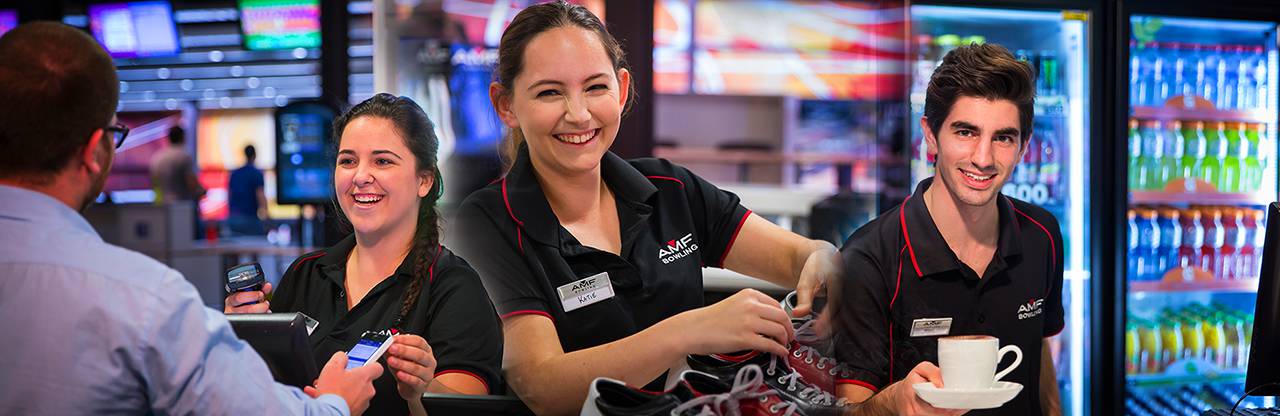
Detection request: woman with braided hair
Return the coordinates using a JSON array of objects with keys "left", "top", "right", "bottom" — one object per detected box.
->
[{"left": 226, "top": 93, "right": 503, "bottom": 415}]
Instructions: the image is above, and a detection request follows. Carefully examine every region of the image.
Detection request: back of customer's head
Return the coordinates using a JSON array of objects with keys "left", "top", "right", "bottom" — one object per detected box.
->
[
  {"left": 243, "top": 144, "right": 256, "bottom": 162},
  {"left": 168, "top": 126, "right": 185, "bottom": 145},
  {"left": 0, "top": 21, "right": 119, "bottom": 183}
]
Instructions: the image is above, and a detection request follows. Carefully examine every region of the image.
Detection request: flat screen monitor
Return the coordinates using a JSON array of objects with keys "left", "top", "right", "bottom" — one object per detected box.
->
[
  {"left": 226, "top": 313, "right": 318, "bottom": 389},
  {"left": 238, "top": 0, "right": 321, "bottom": 50},
  {"left": 275, "top": 102, "right": 334, "bottom": 204},
  {"left": 1246, "top": 202, "right": 1280, "bottom": 396},
  {"left": 0, "top": 10, "right": 17, "bottom": 37},
  {"left": 88, "top": 1, "right": 180, "bottom": 58}
]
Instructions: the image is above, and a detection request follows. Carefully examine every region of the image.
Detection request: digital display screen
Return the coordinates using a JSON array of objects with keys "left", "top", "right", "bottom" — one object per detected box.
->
[
  {"left": 226, "top": 264, "right": 262, "bottom": 286},
  {"left": 0, "top": 10, "right": 17, "bottom": 37},
  {"left": 88, "top": 2, "right": 180, "bottom": 58},
  {"left": 239, "top": 0, "right": 321, "bottom": 50},
  {"left": 345, "top": 338, "right": 384, "bottom": 369},
  {"left": 275, "top": 104, "right": 334, "bottom": 204},
  {"left": 449, "top": 44, "right": 504, "bottom": 155}
]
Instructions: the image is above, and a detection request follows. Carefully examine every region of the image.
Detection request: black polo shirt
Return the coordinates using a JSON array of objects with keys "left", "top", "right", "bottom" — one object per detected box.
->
[
  {"left": 833, "top": 177, "right": 1064, "bottom": 416},
  {"left": 273, "top": 236, "right": 504, "bottom": 415},
  {"left": 452, "top": 145, "right": 751, "bottom": 390}
]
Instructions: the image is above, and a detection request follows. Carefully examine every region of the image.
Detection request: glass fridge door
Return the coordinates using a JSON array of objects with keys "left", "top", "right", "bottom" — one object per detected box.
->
[
  {"left": 909, "top": 6, "right": 1092, "bottom": 416},
  {"left": 1123, "top": 15, "right": 1279, "bottom": 414}
]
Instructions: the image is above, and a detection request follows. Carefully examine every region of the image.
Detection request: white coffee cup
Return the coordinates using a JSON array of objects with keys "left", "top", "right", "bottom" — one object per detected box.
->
[{"left": 937, "top": 335, "right": 1022, "bottom": 390}]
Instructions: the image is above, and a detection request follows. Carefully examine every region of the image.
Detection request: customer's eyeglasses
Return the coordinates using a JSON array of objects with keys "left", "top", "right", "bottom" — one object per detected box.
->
[{"left": 104, "top": 123, "right": 130, "bottom": 149}]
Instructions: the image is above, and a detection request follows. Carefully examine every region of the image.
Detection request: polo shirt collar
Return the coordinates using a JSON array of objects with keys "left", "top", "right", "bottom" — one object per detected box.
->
[
  {"left": 899, "top": 177, "right": 1023, "bottom": 279},
  {"left": 501, "top": 144, "right": 657, "bottom": 247},
  {"left": 314, "top": 234, "right": 440, "bottom": 288}
]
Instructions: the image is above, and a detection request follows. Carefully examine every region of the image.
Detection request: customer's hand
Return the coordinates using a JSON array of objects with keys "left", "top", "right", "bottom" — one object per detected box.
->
[
  {"left": 386, "top": 334, "right": 438, "bottom": 401},
  {"left": 666, "top": 289, "right": 794, "bottom": 357},
  {"left": 304, "top": 352, "right": 382, "bottom": 415},
  {"left": 791, "top": 244, "right": 840, "bottom": 319},
  {"left": 880, "top": 362, "right": 967, "bottom": 416},
  {"left": 224, "top": 282, "right": 272, "bottom": 314}
]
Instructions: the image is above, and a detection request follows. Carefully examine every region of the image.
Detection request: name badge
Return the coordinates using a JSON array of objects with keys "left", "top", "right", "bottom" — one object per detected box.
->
[
  {"left": 910, "top": 317, "right": 953, "bottom": 337},
  {"left": 557, "top": 272, "right": 615, "bottom": 313}
]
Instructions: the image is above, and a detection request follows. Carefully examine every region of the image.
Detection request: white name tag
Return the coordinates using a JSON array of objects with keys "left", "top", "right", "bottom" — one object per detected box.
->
[
  {"left": 557, "top": 272, "right": 615, "bottom": 313},
  {"left": 910, "top": 317, "right": 953, "bottom": 337}
]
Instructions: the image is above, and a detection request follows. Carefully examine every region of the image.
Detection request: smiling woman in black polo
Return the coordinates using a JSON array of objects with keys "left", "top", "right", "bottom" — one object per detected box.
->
[
  {"left": 225, "top": 94, "right": 502, "bottom": 416},
  {"left": 445, "top": 3, "right": 965, "bottom": 415}
]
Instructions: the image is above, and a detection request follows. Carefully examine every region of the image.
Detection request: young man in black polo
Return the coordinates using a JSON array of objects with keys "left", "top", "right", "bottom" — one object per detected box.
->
[{"left": 831, "top": 43, "right": 1064, "bottom": 416}]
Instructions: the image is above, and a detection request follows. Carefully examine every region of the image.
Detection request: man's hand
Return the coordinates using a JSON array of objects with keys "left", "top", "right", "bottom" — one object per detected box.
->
[
  {"left": 871, "top": 362, "right": 968, "bottom": 416},
  {"left": 304, "top": 352, "right": 382, "bottom": 415}
]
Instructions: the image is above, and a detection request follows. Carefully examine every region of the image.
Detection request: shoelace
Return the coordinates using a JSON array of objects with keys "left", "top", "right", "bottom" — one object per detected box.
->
[
  {"left": 792, "top": 320, "right": 854, "bottom": 377},
  {"left": 671, "top": 364, "right": 799, "bottom": 416},
  {"left": 765, "top": 354, "right": 848, "bottom": 407}
]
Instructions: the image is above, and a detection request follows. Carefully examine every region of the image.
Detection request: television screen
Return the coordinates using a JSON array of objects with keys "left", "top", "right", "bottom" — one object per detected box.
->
[
  {"left": 449, "top": 44, "right": 504, "bottom": 155},
  {"left": 275, "top": 103, "right": 334, "bottom": 204},
  {"left": 0, "top": 10, "right": 17, "bottom": 37},
  {"left": 88, "top": 2, "right": 180, "bottom": 58},
  {"left": 239, "top": 0, "right": 321, "bottom": 50}
]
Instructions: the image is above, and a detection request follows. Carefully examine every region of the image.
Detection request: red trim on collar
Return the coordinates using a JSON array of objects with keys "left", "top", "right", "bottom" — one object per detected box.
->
[
  {"left": 289, "top": 252, "right": 326, "bottom": 275},
  {"left": 434, "top": 369, "right": 491, "bottom": 394},
  {"left": 1013, "top": 206, "right": 1057, "bottom": 296},
  {"left": 501, "top": 178, "right": 525, "bottom": 253},
  {"left": 898, "top": 199, "right": 924, "bottom": 278},
  {"left": 891, "top": 245, "right": 907, "bottom": 307},
  {"left": 645, "top": 175, "right": 686, "bottom": 188},
  {"left": 427, "top": 244, "right": 442, "bottom": 283}
]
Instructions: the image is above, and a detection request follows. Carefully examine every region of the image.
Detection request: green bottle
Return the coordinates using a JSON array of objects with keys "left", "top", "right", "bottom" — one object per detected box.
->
[
  {"left": 1182, "top": 121, "right": 1208, "bottom": 189},
  {"left": 1202, "top": 121, "right": 1228, "bottom": 191}
]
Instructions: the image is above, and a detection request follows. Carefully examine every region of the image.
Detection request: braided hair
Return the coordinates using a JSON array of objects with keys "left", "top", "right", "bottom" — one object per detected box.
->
[{"left": 331, "top": 93, "right": 445, "bottom": 331}]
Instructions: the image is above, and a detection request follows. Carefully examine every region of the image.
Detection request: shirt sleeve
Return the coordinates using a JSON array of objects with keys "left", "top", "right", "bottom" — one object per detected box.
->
[
  {"left": 138, "top": 268, "right": 349, "bottom": 416},
  {"left": 665, "top": 163, "right": 750, "bottom": 268},
  {"left": 1044, "top": 215, "right": 1066, "bottom": 337},
  {"left": 830, "top": 243, "right": 895, "bottom": 392},
  {"left": 422, "top": 265, "right": 505, "bottom": 394},
  {"left": 452, "top": 198, "right": 551, "bottom": 319}
]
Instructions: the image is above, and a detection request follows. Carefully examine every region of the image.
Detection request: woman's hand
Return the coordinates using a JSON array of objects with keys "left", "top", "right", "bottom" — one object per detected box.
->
[
  {"left": 790, "top": 244, "right": 840, "bottom": 318},
  {"left": 386, "top": 334, "right": 438, "bottom": 402},
  {"left": 223, "top": 282, "right": 272, "bottom": 314},
  {"left": 666, "top": 288, "right": 795, "bottom": 357}
]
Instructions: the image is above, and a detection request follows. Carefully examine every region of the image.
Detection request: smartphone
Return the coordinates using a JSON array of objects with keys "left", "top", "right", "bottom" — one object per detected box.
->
[
  {"left": 225, "top": 262, "right": 266, "bottom": 297},
  {"left": 345, "top": 331, "right": 395, "bottom": 370}
]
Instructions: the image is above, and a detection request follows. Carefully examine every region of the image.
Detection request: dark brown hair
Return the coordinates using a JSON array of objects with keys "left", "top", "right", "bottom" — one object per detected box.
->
[
  {"left": 493, "top": 0, "right": 635, "bottom": 170},
  {"left": 0, "top": 22, "right": 119, "bottom": 182},
  {"left": 331, "top": 93, "right": 444, "bottom": 329},
  {"left": 924, "top": 43, "right": 1036, "bottom": 146}
]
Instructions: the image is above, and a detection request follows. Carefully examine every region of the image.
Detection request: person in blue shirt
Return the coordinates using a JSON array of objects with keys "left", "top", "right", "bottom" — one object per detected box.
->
[
  {"left": 228, "top": 144, "right": 268, "bottom": 235},
  {"left": 0, "top": 21, "right": 382, "bottom": 415}
]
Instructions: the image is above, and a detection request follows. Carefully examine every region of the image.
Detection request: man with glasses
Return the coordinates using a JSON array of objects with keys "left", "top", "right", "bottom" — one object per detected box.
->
[{"left": 0, "top": 22, "right": 382, "bottom": 415}]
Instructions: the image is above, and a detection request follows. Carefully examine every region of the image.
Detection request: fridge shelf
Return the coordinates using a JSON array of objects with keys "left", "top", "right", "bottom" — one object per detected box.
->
[
  {"left": 1131, "top": 105, "right": 1272, "bottom": 124},
  {"left": 1126, "top": 370, "right": 1247, "bottom": 387},
  {"left": 1129, "top": 277, "right": 1259, "bottom": 294},
  {"left": 1130, "top": 190, "right": 1274, "bottom": 206}
]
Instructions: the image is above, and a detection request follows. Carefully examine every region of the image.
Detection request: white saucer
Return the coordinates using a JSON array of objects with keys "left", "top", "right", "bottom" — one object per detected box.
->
[{"left": 912, "top": 381, "right": 1023, "bottom": 409}]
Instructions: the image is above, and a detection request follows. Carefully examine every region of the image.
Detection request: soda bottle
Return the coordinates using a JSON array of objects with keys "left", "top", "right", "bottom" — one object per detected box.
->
[
  {"left": 1139, "top": 209, "right": 1162, "bottom": 281},
  {"left": 1160, "top": 317, "right": 1184, "bottom": 368},
  {"left": 1130, "top": 41, "right": 1145, "bottom": 107},
  {"left": 1238, "top": 209, "right": 1259, "bottom": 279},
  {"left": 1138, "top": 120, "right": 1165, "bottom": 190},
  {"left": 1250, "top": 46, "right": 1268, "bottom": 111},
  {"left": 1158, "top": 209, "right": 1183, "bottom": 277},
  {"left": 1126, "top": 321, "right": 1141, "bottom": 374},
  {"left": 1138, "top": 319, "right": 1163, "bottom": 373},
  {"left": 1237, "top": 46, "right": 1258, "bottom": 110},
  {"left": 1217, "top": 45, "right": 1241, "bottom": 110},
  {"left": 1204, "top": 312, "right": 1227, "bottom": 368},
  {"left": 1220, "top": 122, "right": 1244, "bottom": 192},
  {"left": 1171, "top": 42, "right": 1191, "bottom": 102},
  {"left": 1128, "top": 210, "right": 1141, "bottom": 279},
  {"left": 1242, "top": 122, "right": 1263, "bottom": 192},
  {"left": 1038, "top": 122, "right": 1060, "bottom": 195},
  {"left": 1250, "top": 123, "right": 1270, "bottom": 191},
  {"left": 1180, "top": 314, "right": 1206, "bottom": 361},
  {"left": 1201, "top": 208, "right": 1226, "bottom": 278},
  {"left": 1203, "top": 122, "right": 1228, "bottom": 191},
  {"left": 1179, "top": 209, "right": 1205, "bottom": 277},
  {"left": 1184, "top": 43, "right": 1205, "bottom": 107},
  {"left": 1201, "top": 44, "right": 1223, "bottom": 104},
  {"left": 1129, "top": 119, "right": 1142, "bottom": 189},
  {"left": 1039, "top": 50, "right": 1059, "bottom": 95},
  {"left": 1154, "top": 42, "right": 1176, "bottom": 104},
  {"left": 1224, "top": 313, "right": 1246, "bottom": 369},
  {"left": 1222, "top": 208, "right": 1246, "bottom": 280},
  {"left": 1161, "top": 120, "right": 1186, "bottom": 187},
  {"left": 1182, "top": 121, "right": 1208, "bottom": 188}
]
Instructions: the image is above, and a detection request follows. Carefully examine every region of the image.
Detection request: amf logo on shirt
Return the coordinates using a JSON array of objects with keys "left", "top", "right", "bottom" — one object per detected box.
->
[
  {"left": 658, "top": 233, "right": 698, "bottom": 264},
  {"left": 1017, "top": 298, "right": 1045, "bottom": 320}
]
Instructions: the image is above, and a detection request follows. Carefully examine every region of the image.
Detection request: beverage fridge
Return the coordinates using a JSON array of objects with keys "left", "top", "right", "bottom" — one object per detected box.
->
[
  {"left": 905, "top": 2, "right": 1101, "bottom": 415},
  {"left": 1110, "top": 1, "right": 1280, "bottom": 415}
]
